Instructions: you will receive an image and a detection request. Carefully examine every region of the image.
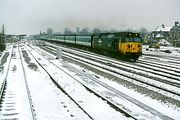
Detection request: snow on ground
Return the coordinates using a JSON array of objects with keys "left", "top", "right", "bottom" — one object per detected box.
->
[
  {"left": 21, "top": 45, "right": 96, "bottom": 120},
  {"left": 65, "top": 58, "right": 180, "bottom": 120},
  {"left": 32, "top": 44, "right": 180, "bottom": 119},
  {"left": 63, "top": 50, "right": 180, "bottom": 98},
  {"left": 142, "top": 45, "right": 180, "bottom": 56},
  {"left": 1, "top": 43, "right": 180, "bottom": 120},
  {"left": 0, "top": 45, "right": 33, "bottom": 120},
  {"left": 26, "top": 45, "right": 133, "bottom": 120}
]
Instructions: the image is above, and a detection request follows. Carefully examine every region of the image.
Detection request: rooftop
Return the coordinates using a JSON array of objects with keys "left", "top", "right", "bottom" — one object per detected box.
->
[
  {"left": 153, "top": 24, "right": 171, "bottom": 32},
  {"left": 171, "top": 21, "right": 180, "bottom": 30}
]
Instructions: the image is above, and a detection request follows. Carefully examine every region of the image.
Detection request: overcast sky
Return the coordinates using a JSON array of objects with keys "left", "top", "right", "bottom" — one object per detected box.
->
[{"left": 0, "top": 0, "right": 180, "bottom": 35}]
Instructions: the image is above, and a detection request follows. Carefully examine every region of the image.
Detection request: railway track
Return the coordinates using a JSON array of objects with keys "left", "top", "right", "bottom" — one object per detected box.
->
[
  {"left": 24, "top": 43, "right": 137, "bottom": 120},
  {"left": 64, "top": 51, "right": 180, "bottom": 87},
  {"left": 0, "top": 44, "right": 36, "bottom": 120},
  {"left": 45, "top": 43, "right": 180, "bottom": 82},
  {"left": 39, "top": 43, "right": 180, "bottom": 102},
  {"left": 44, "top": 44, "right": 180, "bottom": 86},
  {"left": 142, "top": 53, "right": 180, "bottom": 62},
  {"left": 138, "top": 58, "right": 180, "bottom": 72},
  {"left": 28, "top": 42, "right": 178, "bottom": 120},
  {"left": 1, "top": 43, "right": 96, "bottom": 120},
  {"left": 20, "top": 45, "right": 94, "bottom": 120}
]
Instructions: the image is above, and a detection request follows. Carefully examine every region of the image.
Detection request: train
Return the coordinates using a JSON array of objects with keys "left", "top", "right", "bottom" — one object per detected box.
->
[{"left": 35, "top": 32, "right": 142, "bottom": 61}]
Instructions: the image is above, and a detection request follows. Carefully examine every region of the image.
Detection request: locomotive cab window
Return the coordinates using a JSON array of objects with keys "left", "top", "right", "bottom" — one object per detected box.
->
[
  {"left": 125, "top": 38, "right": 133, "bottom": 42},
  {"left": 134, "top": 37, "right": 142, "bottom": 42},
  {"left": 125, "top": 37, "right": 142, "bottom": 42}
]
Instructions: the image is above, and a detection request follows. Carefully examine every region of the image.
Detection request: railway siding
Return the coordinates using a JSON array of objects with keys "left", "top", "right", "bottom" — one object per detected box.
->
[
  {"left": 29, "top": 43, "right": 179, "bottom": 120},
  {"left": 0, "top": 44, "right": 35, "bottom": 120},
  {"left": 39, "top": 42, "right": 180, "bottom": 102},
  {"left": 24, "top": 44, "right": 133, "bottom": 120}
]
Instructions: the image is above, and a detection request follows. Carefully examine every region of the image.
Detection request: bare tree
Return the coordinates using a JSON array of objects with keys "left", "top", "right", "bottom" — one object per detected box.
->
[
  {"left": 63, "top": 28, "right": 73, "bottom": 34},
  {"left": 139, "top": 27, "right": 149, "bottom": 38},
  {"left": 80, "top": 27, "right": 89, "bottom": 34},
  {"left": 92, "top": 28, "right": 101, "bottom": 33}
]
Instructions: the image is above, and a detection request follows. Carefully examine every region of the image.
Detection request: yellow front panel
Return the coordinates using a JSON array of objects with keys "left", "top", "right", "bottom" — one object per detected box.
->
[{"left": 119, "top": 42, "right": 142, "bottom": 54}]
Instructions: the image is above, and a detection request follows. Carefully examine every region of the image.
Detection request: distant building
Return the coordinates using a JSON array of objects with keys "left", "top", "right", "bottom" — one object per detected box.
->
[
  {"left": 151, "top": 24, "right": 171, "bottom": 40},
  {"left": 170, "top": 21, "right": 180, "bottom": 47},
  {"left": 76, "top": 27, "right": 80, "bottom": 34},
  {"left": 170, "top": 21, "right": 180, "bottom": 40},
  {"left": 151, "top": 22, "right": 180, "bottom": 46}
]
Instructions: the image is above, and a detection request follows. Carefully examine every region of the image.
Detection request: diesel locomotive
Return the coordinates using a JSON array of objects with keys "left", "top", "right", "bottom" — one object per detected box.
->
[{"left": 35, "top": 32, "right": 142, "bottom": 60}]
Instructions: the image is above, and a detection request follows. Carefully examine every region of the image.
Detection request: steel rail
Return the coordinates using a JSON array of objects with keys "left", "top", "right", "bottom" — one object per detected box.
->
[
  {"left": 24, "top": 44, "right": 94, "bottom": 120},
  {"left": 31, "top": 44, "right": 174, "bottom": 120},
  {"left": 18, "top": 43, "right": 37, "bottom": 120},
  {"left": 0, "top": 45, "right": 14, "bottom": 102},
  {"left": 40, "top": 45, "right": 180, "bottom": 97}
]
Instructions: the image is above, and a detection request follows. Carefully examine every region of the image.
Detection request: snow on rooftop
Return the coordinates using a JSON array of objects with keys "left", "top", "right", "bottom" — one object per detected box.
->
[
  {"left": 153, "top": 25, "right": 171, "bottom": 32},
  {"left": 156, "top": 34, "right": 164, "bottom": 38}
]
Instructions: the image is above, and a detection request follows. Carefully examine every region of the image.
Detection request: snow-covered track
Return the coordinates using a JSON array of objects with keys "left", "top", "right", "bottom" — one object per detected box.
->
[
  {"left": 62, "top": 51, "right": 180, "bottom": 100},
  {"left": 24, "top": 45, "right": 95, "bottom": 120},
  {"left": 0, "top": 44, "right": 36, "bottom": 120},
  {"left": 0, "top": 45, "right": 13, "bottom": 104},
  {"left": 47, "top": 45, "right": 180, "bottom": 89},
  {"left": 25, "top": 44, "right": 138, "bottom": 120},
  {"left": 64, "top": 50, "right": 180, "bottom": 88},
  {"left": 43, "top": 44, "right": 180, "bottom": 76},
  {"left": 41, "top": 44, "right": 180, "bottom": 101},
  {"left": 138, "top": 60, "right": 180, "bottom": 74},
  {"left": 18, "top": 43, "right": 37, "bottom": 120},
  {"left": 31, "top": 43, "right": 177, "bottom": 120},
  {"left": 142, "top": 53, "right": 180, "bottom": 62},
  {"left": 65, "top": 46, "right": 180, "bottom": 88},
  {"left": 140, "top": 55, "right": 180, "bottom": 66}
]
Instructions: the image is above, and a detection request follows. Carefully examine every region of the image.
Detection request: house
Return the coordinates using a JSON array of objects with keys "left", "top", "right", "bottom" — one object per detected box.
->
[
  {"left": 151, "top": 24, "right": 171, "bottom": 40},
  {"left": 169, "top": 21, "right": 180, "bottom": 46},
  {"left": 170, "top": 21, "right": 180, "bottom": 41}
]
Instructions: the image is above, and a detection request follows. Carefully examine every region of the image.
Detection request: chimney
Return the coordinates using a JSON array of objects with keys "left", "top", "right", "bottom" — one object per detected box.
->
[
  {"left": 76, "top": 27, "right": 80, "bottom": 34},
  {"left": 162, "top": 24, "right": 165, "bottom": 28},
  {"left": 175, "top": 21, "right": 179, "bottom": 26},
  {"left": 2, "top": 24, "right": 5, "bottom": 34}
]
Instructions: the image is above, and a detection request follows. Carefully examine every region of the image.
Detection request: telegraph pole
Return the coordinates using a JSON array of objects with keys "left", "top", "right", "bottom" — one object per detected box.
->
[
  {"left": 2, "top": 24, "right": 5, "bottom": 35},
  {"left": 0, "top": 24, "right": 6, "bottom": 51}
]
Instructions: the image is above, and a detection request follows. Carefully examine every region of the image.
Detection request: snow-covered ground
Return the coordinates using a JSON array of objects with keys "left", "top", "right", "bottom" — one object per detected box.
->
[
  {"left": 30, "top": 42, "right": 180, "bottom": 119},
  {"left": 0, "top": 45, "right": 33, "bottom": 120},
  {"left": 0, "top": 43, "right": 180, "bottom": 120},
  {"left": 25, "top": 44, "right": 134, "bottom": 120},
  {"left": 142, "top": 45, "right": 180, "bottom": 56}
]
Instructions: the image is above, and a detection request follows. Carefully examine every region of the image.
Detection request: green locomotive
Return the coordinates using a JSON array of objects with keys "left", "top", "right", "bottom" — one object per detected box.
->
[{"left": 35, "top": 32, "right": 142, "bottom": 60}]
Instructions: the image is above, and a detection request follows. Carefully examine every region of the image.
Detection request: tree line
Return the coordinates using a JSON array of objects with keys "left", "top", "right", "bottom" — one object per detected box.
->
[{"left": 45, "top": 27, "right": 150, "bottom": 39}]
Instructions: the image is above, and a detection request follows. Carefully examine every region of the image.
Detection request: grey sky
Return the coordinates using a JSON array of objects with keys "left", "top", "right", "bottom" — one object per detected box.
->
[{"left": 0, "top": 0, "right": 180, "bottom": 34}]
